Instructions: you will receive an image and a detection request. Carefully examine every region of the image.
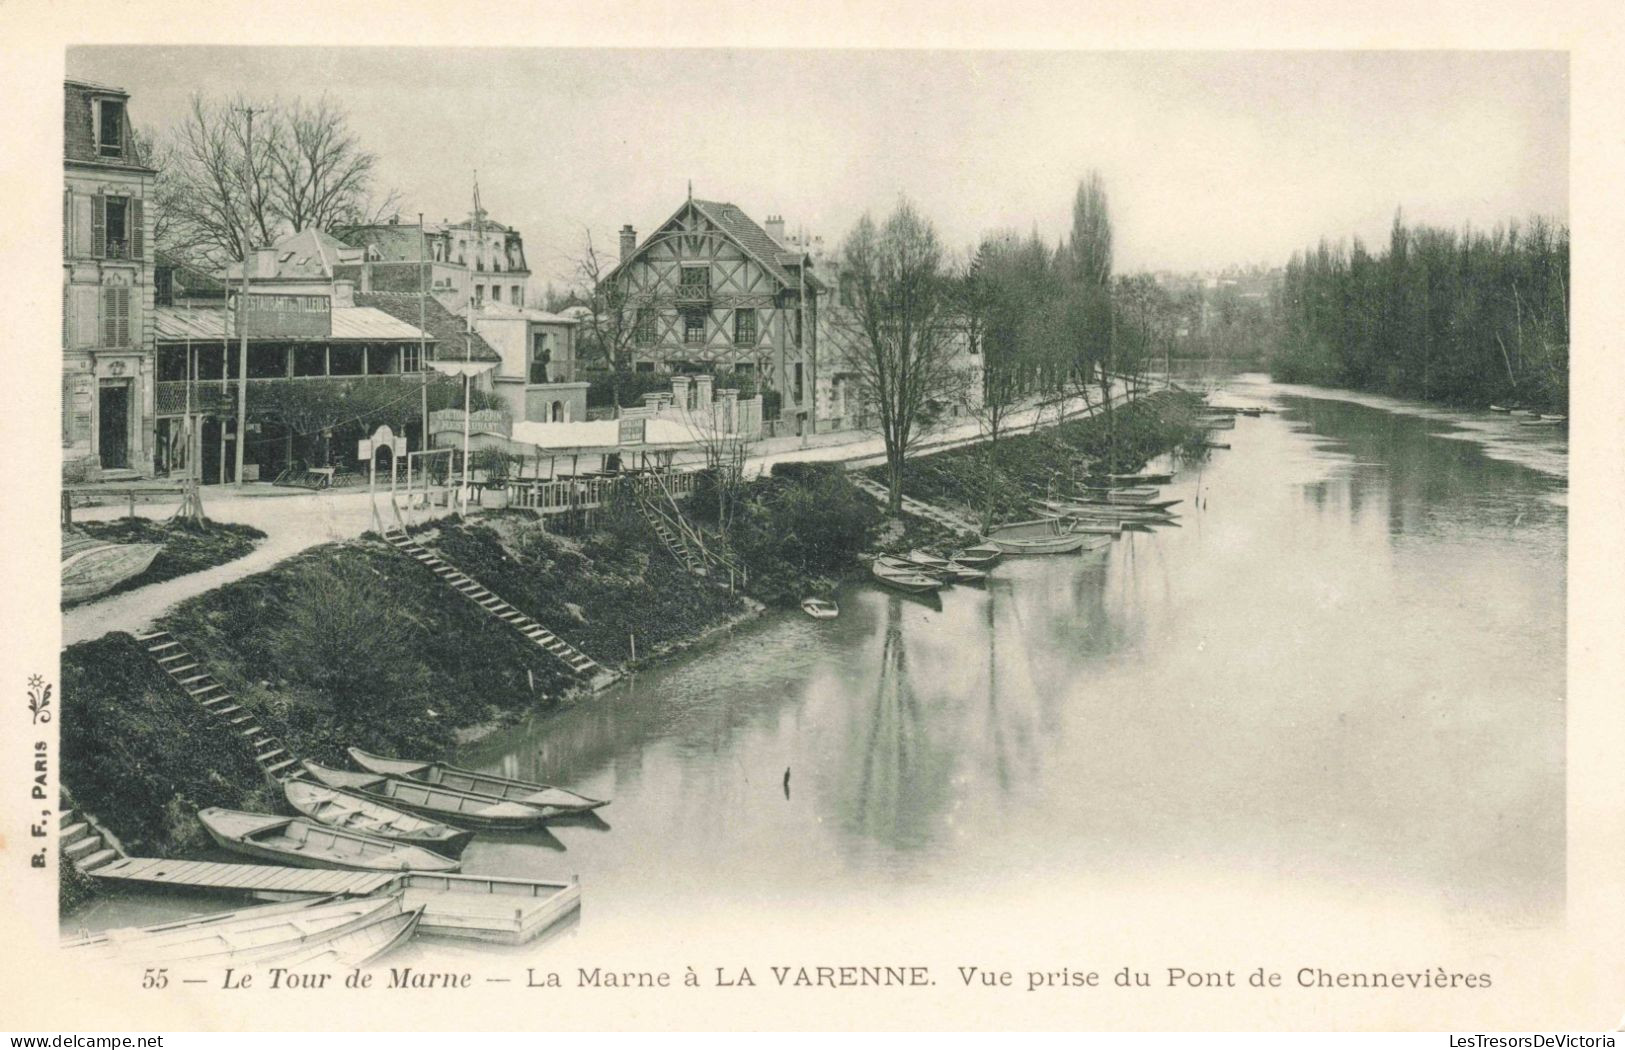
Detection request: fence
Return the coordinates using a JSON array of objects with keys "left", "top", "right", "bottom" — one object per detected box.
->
[{"left": 503, "top": 467, "right": 701, "bottom": 516}]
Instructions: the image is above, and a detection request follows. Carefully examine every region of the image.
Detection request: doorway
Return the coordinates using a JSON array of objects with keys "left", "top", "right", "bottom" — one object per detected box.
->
[{"left": 98, "top": 382, "right": 130, "bottom": 469}]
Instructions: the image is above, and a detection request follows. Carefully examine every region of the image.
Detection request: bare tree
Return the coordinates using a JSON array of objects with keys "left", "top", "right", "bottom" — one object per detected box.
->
[
  {"left": 838, "top": 200, "right": 962, "bottom": 513},
  {"left": 150, "top": 93, "right": 394, "bottom": 266},
  {"left": 573, "top": 228, "right": 641, "bottom": 414}
]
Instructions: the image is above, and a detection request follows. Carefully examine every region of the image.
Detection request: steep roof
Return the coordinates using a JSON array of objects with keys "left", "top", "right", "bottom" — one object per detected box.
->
[
  {"left": 354, "top": 292, "right": 501, "bottom": 363},
  {"left": 611, "top": 198, "right": 823, "bottom": 291},
  {"left": 331, "top": 223, "right": 434, "bottom": 263},
  {"left": 220, "top": 228, "right": 364, "bottom": 280}
]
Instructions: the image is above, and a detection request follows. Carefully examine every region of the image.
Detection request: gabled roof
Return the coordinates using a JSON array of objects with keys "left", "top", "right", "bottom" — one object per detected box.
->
[
  {"left": 354, "top": 292, "right": 501, "bottom": 363},
  {"left": 608, "top": 198, "right": 824, "bottom": 292},
  {"left": 331, "top": 223, "right": 436, "bottom": 263}
]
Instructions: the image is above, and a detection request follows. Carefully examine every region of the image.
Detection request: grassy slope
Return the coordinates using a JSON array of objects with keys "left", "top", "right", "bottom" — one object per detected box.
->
[{"left": 65, "top": 519, "right": 267, "bottom": 606}]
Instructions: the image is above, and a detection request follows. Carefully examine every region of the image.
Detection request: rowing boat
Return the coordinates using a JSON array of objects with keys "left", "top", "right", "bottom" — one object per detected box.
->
[
  {"left": 871, "top": 559, "right": 943, "bottom": 594},
  {"left": 1034, "top": 499, "right": 1173, "bottom": 520},
  {"left": 283, "top": 780, "right": 475, "bottom": 857},
  {"left": 198, "top": 807, "right": 460, "bottom": 873},
  {"left": 1488, "top": 404, "right": 1513, "bottom": 413},
  {"left": 985, "top": 519, "right": 1096, "bottom": 555},
  {"left": 1095, "top": 472, "right": 1174, "bottom": 486},
  {"left": 347, "top": 748, "right": 609, "bottom": 815},
  {"left": 1073, "top": 497, "right": 1182, "bottom": 512},
  {"left": 64, "top": 894, "right": 406, "bottom": 965},
  {"left": 268, "top": 903, "right": 424, "bottom": 969},
  {"left": 1519, "top": 415, "right": 1567, "bottom": 427},
  {"left": 301, "top": 760, "right": 552, "bottom": 830},
  {"left": 801, "top": 597, "right": 839, "bottom": 619},
  {"left": 61, "top": 531, "right": 163, "bottom": 604},
  {"left": 949, "top": 543, "right": 1002, "bottom": 567}
]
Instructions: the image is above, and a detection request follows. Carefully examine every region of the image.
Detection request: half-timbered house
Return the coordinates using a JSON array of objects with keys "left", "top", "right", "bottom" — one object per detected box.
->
[{"left": 605, "top": 197, "right": 823, "bottom": 433}]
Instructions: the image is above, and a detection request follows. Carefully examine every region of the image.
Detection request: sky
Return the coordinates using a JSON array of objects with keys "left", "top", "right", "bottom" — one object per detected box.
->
[{"left": 66, "top": 47, "right": 1568, "bottom": 289}]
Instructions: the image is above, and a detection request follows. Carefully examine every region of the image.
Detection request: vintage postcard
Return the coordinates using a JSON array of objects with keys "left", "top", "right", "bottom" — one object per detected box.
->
[{"left": 2, "top": 1, "right": 1622, "bottom": 1034}]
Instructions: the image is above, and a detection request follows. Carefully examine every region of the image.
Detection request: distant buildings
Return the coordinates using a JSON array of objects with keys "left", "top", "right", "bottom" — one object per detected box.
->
[
  {"left": 331, "top": 209, "right": 531, "bottom": 315},
  {"left": 63, "top": 78, "right": 157, "bottom": 480}
]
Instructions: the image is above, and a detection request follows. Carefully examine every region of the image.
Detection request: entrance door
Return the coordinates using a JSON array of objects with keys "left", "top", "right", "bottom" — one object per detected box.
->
[{"left": 98, "top": 382, "right": 130, "bottom": 469}]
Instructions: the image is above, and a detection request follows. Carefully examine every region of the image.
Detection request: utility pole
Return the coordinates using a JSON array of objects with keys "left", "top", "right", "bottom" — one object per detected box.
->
[
  {"left": 419, "top": 212, "right": 429, "bottom": 458},
  {"left": 232, "top": 104, "right": 260, "bottom": 488}
]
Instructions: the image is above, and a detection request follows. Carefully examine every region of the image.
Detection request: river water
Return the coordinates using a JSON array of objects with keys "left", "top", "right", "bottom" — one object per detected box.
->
[{"left": 68, "top": 374, "right": 1569, "bottom": 960}]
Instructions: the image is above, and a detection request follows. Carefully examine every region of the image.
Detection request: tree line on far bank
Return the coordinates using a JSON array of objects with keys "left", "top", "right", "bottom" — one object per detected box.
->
[{"left": 1271, "top": 214, "right": 1569, "bottom": 411}]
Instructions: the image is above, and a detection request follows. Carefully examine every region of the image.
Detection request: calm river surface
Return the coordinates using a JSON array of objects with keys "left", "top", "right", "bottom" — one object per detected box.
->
[{"left": 69, "top": 374, "right": 1569, "bottom": 956}]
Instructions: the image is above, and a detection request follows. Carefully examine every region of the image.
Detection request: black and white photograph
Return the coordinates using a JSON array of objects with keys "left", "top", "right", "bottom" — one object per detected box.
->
[{"left": 3, "top": 5, "right": 1623, "bottom": 1035}]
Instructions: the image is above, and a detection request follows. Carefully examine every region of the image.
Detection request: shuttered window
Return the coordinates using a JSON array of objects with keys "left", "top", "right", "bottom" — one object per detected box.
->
[
  {"left": 131, "top": 199, "right": 144, "bottom": 260},
  {"left": 92, "top": 194, "right": 106, "bottom": 258},
  {"left": 101, "top": 286, "right": 131, "bottom": 347}
]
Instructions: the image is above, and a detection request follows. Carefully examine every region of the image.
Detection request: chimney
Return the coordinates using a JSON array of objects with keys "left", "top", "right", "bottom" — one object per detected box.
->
[
  {"left": 251, "top": 246, "right": 278, "bottom": 280},
  {"left": 619, "top": 225, "right": 637, "bottom": 263},
  {"left": 331, "top": 280, "right": 355, "bottom": 308},
  {"left": 765, "top": 215, "right": 785, "bottom": 247}
]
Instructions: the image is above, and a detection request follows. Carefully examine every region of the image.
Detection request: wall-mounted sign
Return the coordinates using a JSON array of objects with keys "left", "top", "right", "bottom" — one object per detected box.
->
[{"left": 617, "top": 418, "right": 646, "bottom": 445}]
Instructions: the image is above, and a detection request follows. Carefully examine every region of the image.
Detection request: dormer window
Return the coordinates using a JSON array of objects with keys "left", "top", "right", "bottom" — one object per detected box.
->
[{"left": 95, "top": 98, "right": 125, "bottom": 159}]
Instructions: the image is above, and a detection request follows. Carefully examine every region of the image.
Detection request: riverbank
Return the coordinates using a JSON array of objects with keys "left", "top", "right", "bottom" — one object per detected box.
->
[{"left": 64, "top": 518, "right": 266, "bottom": 608}]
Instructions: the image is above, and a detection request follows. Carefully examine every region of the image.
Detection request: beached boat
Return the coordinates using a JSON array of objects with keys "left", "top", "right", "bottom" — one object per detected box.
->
[
  {"left": 986, "top": 519, "right": 1095, "bottom": 555},
  {"left": 198, "top": 807, "right": 460, "bottom": 873},
  {"left": 1488, "top": 404, "right": 1515, "bottom": 413},
  {"left": 61, "top": 531, "right": 162, "bottom": 604},
  {"left": 267, "top": 903, "right": 423, "bottom": 969},
  {"left": 347, "top": 748, "right": 609, "bottom": 815},
  {"left": 283, "top": 780, "right": 474, "bottom": 857},
  {"left": 949, "top": 543, "right": 1003, "bottom": 568},
  {"left": 1238, "top": 407, "right": 1264, "bottom": 417},
  {"left": 1065, "top": 520, "right": 1125, "bottom": 536},
  {"left": 877, "top": 554, "right": 948, "bottom": 580},
  {"left": 1201, "top": 417, "right": 1237, "bottom": 430},
  {"left": 1519, "top": 415, "right": 1567, "bottom": 427},
  {"left": 1096, "top": 472, "right": 1174, "bottom": 486},
  {"left": 62, "top": 896, "right": 339, "bottom": 952},
  {"left": 1040, "top": 498, "right": 1176, "bottom": 519},
  {"left": 64, "top": 894, "right": 406, "bottom": 965},
  {"left": 905, "top": 549, "right": 951, "bottom": 571},
  {"left": 301, "top": 760, "right": 553, "bottom": 830},
  {"left": 1074, "top": 497, "right": 1182, "bottom": 512},
  {"left": 800, "top": 597, "right": 839, "bottom": 620},
  {"left": 871, "top": 559, "right": 943, "bottom": 594}
]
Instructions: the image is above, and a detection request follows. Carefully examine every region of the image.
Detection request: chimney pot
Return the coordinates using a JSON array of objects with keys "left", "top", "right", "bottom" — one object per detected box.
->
[
  {"left": 619, "top": 225, "right": 637, "bottom": 264},
  {"left": 765, "top": 215, "right": 786, "bottom": 247}
]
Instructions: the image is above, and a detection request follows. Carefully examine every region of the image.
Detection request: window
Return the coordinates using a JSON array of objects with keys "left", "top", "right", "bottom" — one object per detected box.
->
[
  {"left": 733, "top": 308, "right": 757, "bottom": 346},
  {"left": 99, "top": 286, "right": 131, "bottom": 347},
  {"left": 839, "top": 275, "right": 856, "bottom": 308},
  {"left": 474, "top": 285, "right": 484, "bottom": 305},
  {"left": 530, "top": 332, "right": 552, "bottom": 384},
  {"left": 157, "top": 346, "right": 188, "bottom": 382},
  {"left": 99, "top": 195, "right": 142, "bottom": 260},
  {"left": 511, "top": 286, "right": 523, "bottom": 308},
  {"left": 794, "top": 362, "right": 804, "bottom": 403},
  {"left": 679, "top": 266, "right": 709, "bottom": 296},
  {"left": 682, "top": 308, "right": 706, "bottom": 346},
  {"left": 95, "top": 99, "right": 125, "bottom": 158},
  {"left": 634, "top": 308, "right": 655, "bottom": 346},
  {"left": 294, "top": 345, "right": 327, "bottom": 377},
  {"left": 794, "top": 307, "right": 803, "bottom": 348},
  {"left": 634, "top": 361, "right": 656, "bottom": 374},
  {"left": 400, "top": 343, "right": 423, "bottom": 374},
  {"left": 328, "top": 346, "right": 364, "bottom": 376},
  {"left": 492, "top": 285, "right": 502, "bottom": 302}
]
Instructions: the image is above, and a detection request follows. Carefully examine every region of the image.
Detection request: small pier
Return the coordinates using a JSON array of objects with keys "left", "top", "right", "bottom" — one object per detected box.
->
[{"left": 88, "top": 858, "right": 582, "bottom": 946}]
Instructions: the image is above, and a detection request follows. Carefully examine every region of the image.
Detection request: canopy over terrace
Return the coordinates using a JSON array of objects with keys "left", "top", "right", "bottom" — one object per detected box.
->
[{"left": 507, "top": 416, "right": 742, "bottom": 481}]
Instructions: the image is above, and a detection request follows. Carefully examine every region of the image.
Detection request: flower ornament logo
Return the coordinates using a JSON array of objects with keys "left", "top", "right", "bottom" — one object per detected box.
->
[{"left": 27, "top": 674, "right": 52, "bottom": 724}]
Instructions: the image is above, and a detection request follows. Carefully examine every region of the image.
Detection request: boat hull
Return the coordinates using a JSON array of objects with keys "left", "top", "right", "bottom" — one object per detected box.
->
[
  {"left": 301, "top": 761, "right": 552, "bottom": 830},
  {"left": 199, "top": 807, "right": 460, "bottom": 873},
  {"left": 283, "top": 781, "right": 475, "bottom": 857},
  {"left": 61, "top": 538, "right": 163, "bottom": 604},
  {"left": 347, "top": 748, "right": 609, "bottom": 816}
]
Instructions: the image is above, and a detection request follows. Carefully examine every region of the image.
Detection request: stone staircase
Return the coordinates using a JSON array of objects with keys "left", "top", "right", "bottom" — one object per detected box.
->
[
  {"left": 59, "top": 801, "right": 126, "bottom": 875},
  {"left": 136, "top": 629, "right": 304, "bottom": 782},
  {"left": 847, "top": 474, "right": 979, "bottom": 535},
  {"left": 381, "top": 526, "right": 618, "bottom": 692}
]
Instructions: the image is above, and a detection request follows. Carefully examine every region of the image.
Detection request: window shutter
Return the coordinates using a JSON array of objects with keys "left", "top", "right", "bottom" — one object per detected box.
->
[
  {"left": 63, "top": 191, "right": 70, "bottom": 257},
  {"left": 131, "top": 199, "right": 144, "bottom": 260},
  {"left": 117, "top": 288, "right": 132, "bottom": 347},
  {"left": 128, "top": 286, "right": 140, "bottom": 348},
  {"left": 92, "top": 195, "right": 106, "bottom": 259},
  {"left": 100, "top": 287, "right": 114, "bottom": 347}
]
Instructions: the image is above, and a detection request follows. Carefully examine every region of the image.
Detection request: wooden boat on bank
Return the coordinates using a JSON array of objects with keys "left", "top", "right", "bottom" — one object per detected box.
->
[
  {"left": 199, "top": 807, "right": 461, "bottom": 873},
  {"left": 301, "top": 760, "right": 553, "bottom": 830},
  {"left": 871, "top": 558, "right": 943, "bottom": 595},
  {"left": 1093, "top": 471, "right": 1174, "bottom": 487},
  {"left": 800, "top": 597, "right": 839, "bottom": 619},
  {"left": 64, "top": 893, "right": 407, "bottom": 965},
  {"left": 61, "top": 530, "right": 162, "bottom": 604},
  {"left": 1074, "top": 496, "right": 1182, "bottom": 512},
  {"left": 1036, "top": 499, "right": 1174, "bottom": 521},
  {"left": 283, "top": 780, "right": 475, "bottom": 857},
  {"left": 347, "top": 748, "right": 609, "bottom": 816},
  {"left": 903, "top": 550, "right": 987, "bottom": 583},
  {"left": 986, "top": 519, "right": 1095, "bottom": 555},
  {"left": 1519, "top": 415, "right": 1567, "bottom": 427},
  {"left": 62, "top": 895, "right": 339, "bottom": 952},
  {"left": 268, "top": 903, "right": 423, "bottom": 969}
]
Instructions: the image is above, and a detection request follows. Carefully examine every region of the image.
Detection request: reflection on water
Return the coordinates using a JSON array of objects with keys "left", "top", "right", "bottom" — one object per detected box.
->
[{"left": 71, "top": 374, "right": 1568, "bottom": 945}]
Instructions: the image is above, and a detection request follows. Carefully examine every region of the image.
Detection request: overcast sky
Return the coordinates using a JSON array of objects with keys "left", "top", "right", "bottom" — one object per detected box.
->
[{"left": 67, "top": 47, "right": 1567, "bottom": 288}]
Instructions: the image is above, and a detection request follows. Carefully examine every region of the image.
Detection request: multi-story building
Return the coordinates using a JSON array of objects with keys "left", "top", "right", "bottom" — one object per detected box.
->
[
  {"left": 152, "top": 230, "right": 500, "bottom": 482},
  {"left": 467, "top": 303, "right": 588, "bottom": 425},
  {"left": 62, "top": 78, "right": 157, "bottom": 480},
  {"left": 331, "top": 209, "right": 530, "bottom": 316},
  {"left": 605, "top": 197, "right": 822, "bottom": 432}
]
